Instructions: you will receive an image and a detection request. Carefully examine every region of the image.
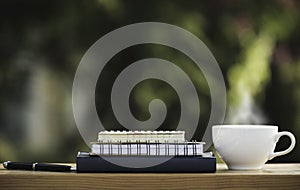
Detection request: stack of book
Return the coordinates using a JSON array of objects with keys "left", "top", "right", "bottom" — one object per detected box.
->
[{"left": 76, "top": 130, "right": 216, "bottom": 172}]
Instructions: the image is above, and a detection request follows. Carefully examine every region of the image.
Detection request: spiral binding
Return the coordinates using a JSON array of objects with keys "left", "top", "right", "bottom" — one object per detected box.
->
[{"left": 91, "top": 140, "right": 204, "bottom": 156}]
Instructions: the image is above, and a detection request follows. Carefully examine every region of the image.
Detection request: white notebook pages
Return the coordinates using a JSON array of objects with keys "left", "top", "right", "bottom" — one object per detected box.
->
[{"left": 98, "top": 130, "right": 185, "bottom": 143}]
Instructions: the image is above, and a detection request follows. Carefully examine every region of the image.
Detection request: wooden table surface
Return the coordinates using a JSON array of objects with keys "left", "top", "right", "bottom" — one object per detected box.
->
[{"left": 1, "top": 163, "right": 300, "bottom": 189}]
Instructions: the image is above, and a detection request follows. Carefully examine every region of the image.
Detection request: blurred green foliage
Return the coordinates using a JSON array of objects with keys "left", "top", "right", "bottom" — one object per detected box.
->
[{"left": 0, "top": 0, "right": 300, "bottom": 162}]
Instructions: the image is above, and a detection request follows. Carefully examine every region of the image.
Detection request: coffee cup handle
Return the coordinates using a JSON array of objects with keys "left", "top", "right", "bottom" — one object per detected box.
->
[{"left": 268, "top": 131, "right": 296, "bottom": 160}]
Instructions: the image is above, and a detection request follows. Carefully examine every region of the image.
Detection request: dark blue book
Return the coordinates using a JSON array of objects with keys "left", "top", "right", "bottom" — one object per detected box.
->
[{"left": 76, "top": 152, "right": 216, "bottom": 173}]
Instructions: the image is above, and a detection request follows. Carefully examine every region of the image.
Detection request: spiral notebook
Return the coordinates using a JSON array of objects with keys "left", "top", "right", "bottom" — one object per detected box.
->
[{"left": 76, "top": 130, "right": 216, "bottom": 173}]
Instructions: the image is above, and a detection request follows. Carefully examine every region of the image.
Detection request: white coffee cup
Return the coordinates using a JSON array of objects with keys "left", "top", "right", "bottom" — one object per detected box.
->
[{"left": 212, "top": 125, "right": 296, "bottom": 170}]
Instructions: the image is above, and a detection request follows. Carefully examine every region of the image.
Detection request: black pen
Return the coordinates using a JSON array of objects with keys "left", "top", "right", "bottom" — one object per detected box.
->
[{"left": 3, "top": 161, "right": 75, "bottom": 172}]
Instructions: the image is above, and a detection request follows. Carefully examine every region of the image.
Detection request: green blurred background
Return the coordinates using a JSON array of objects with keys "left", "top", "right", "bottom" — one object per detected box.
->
[{"left": 1, "top": 0, "right": 300, "bottom": 163}]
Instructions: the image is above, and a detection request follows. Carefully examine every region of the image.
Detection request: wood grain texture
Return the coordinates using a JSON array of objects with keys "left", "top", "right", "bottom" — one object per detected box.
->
[{"left": 1, "top": 164, "right": 300, "bottom": 190}]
